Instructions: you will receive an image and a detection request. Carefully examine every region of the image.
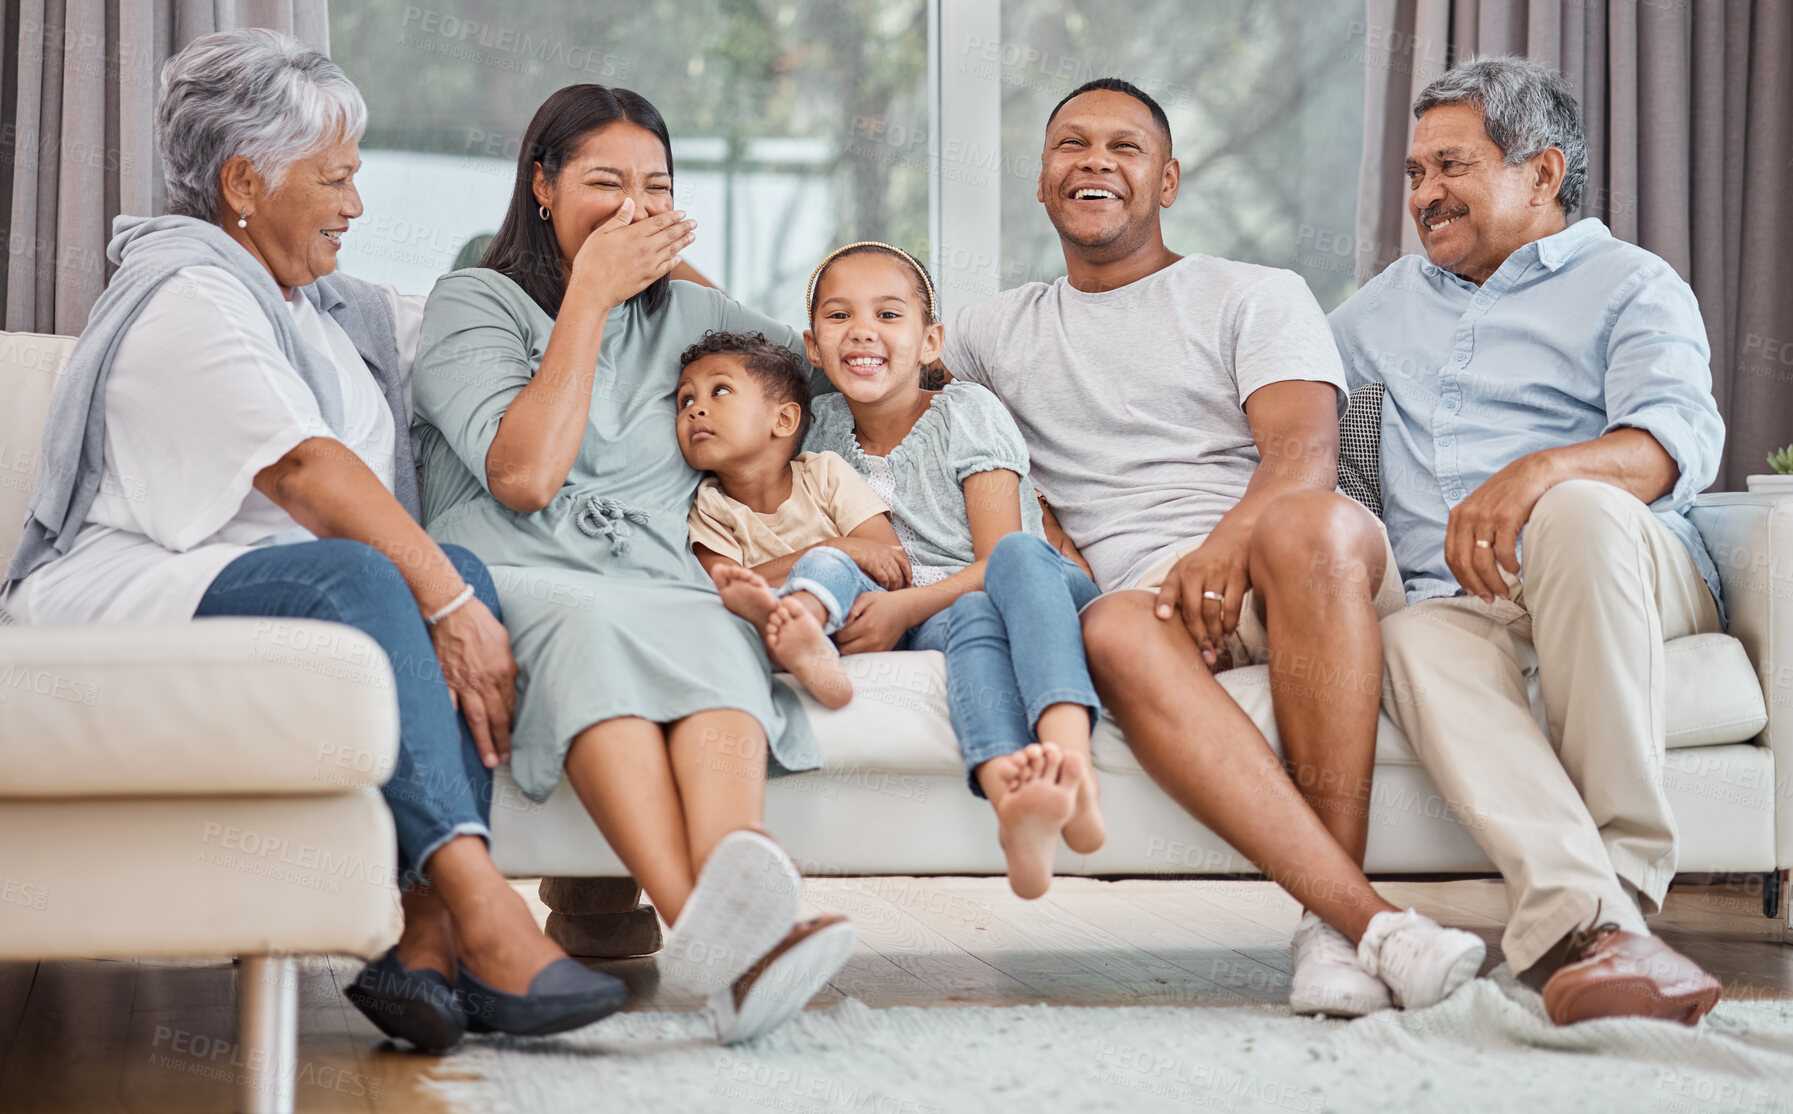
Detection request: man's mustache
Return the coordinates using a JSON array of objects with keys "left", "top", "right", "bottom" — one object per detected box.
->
[{"left": 1419, "top": 203, "right": 1470, "bottom": 225}]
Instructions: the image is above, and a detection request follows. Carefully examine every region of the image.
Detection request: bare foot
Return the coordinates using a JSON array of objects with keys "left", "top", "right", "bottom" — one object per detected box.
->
[
  {"left": 714, "top": 564, "right": 779, "bottom": 629},
  {"left": 989, "top": 742, "right": 1077, "bottom": 900},
  {"left": 765, "top": 597, "right": 853, "bottom": 709},
  {"left": 1058, "top": 747, "right": 1106, "bottom": 855}
]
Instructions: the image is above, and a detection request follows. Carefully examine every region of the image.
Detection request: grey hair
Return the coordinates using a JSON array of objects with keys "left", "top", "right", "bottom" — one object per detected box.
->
[
  {"left": 156, "top": 28, "right": 367, "bottom": 220},
  {"left": 1413, "top": 55, "right": 1587, "bottom": 212}
]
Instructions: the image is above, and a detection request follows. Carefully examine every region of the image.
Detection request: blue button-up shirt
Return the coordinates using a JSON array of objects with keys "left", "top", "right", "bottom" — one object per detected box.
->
[{"left": 1327, "top": 218, "right": 1724, "bottom": 608}]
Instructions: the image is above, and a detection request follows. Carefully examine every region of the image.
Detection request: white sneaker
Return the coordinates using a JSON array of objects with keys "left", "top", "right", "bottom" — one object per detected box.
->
[
  {"left": 1357, "top": 908, "right": 1486, "bottom": 1009},
  {"left": 660, "top": 830, "right": 802, "bottom": 994},
  {"left": 1289, "top": 912, "right": 1392, "bottom": 1017},
  {"left": 709, "top": 914, "right": 857, "bottom": 1044}
]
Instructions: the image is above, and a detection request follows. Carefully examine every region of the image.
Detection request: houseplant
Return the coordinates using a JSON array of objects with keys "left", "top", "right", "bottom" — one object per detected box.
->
[{"left": 1746, "top": 444, "right": 1793, "bottom": 493}]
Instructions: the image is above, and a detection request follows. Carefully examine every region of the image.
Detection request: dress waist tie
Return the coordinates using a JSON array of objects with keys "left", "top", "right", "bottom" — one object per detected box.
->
[{"left": 574, "top": 496, "right": 651, "bottom": 557}]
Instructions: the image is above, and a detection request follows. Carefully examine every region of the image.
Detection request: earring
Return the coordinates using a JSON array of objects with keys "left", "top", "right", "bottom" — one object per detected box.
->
[
  {"left": 237, "top": 210, "right": 248, "bottom": 229},
  {"left": 538, "top": 204, "right": 551, "bottom": 221}
]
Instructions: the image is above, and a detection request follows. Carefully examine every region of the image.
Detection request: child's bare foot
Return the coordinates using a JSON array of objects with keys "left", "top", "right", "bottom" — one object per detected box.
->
[
  {"left": 765, "top": 597, "right": 853, "bottom": 709},
  {"left": 1059, "top": 747, "right": 1106, "bottom": 855},
  {"left": 989, "top": 743, "right": 1077, "bottom": 900},
  {"left": 714, "top": 565, "right": 779, "bottom": 629}
]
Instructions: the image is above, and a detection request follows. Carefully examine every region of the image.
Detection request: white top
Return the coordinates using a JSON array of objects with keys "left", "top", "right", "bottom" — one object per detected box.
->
[
  {"left": 942, "top": 254, "right": 1347, "bottom": 591},
  {"left": 9, "top": 266, "right": 420, "bottom": 626},
  {"left": 859, "top": 453, "right": 952, "bottom": 588}
]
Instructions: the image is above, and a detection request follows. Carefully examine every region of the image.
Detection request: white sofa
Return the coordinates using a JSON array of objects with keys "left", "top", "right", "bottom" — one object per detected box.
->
[{"left": 2, "top": 328, "right": 1789, "bottom": 1110}]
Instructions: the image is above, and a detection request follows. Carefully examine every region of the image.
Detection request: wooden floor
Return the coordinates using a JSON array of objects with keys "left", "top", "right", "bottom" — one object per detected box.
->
[{"left": 3, "top": 876, "right": 1789, "bottom": 1112}]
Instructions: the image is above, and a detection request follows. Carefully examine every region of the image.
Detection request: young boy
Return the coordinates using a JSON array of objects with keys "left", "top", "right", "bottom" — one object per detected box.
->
[{"left": 676, "top": 331, "right": 911, "bottom": 708}]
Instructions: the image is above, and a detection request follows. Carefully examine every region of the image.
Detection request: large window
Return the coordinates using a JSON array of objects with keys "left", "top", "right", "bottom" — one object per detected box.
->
[
  {"left": 328, "top": 1, "right": 1363, "bottom": 317},
  {"left": 328, "top": 1, "right": 930, "bottom": 324},
  {"left": 998, "top": 0, "right": 1366, "bottom": 309}
]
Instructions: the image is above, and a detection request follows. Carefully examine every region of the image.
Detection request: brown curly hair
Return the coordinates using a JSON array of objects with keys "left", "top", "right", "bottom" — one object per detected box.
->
[{"left": 678, "top": 330, "right": 813, "bottom": 452}]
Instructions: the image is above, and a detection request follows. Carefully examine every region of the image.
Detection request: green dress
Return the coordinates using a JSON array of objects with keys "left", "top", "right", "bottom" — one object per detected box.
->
[{"left": 411, "top": 270, "right": 820, "bottom": 801}]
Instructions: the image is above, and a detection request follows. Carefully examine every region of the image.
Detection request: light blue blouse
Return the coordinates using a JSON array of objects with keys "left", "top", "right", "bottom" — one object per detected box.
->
[
  {"left": 1327, "top": 218, "right": 1724, "bottom": 607},
  {"left": 803, "top": 380, "right": 1045, "bottom": 575}
]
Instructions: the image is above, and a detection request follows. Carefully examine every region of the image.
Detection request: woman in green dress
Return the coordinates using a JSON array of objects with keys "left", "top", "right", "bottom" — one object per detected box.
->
[{"left": 411, "top": 85, "right": 853, "bottom": 1043}]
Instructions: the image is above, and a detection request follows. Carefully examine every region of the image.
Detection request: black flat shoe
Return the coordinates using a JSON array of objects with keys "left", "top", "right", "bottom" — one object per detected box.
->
[
  {"left": 457, "top": 958, "right": 629, "bottom": 1037},
  {"left": 343, "top": 948, "right": 466, "bottom": 1053}
]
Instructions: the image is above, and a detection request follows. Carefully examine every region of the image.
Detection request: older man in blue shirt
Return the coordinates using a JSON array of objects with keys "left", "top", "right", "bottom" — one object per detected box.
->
[{"left": 1329, "top": 56, "right": 1725, "bottom": 1026}]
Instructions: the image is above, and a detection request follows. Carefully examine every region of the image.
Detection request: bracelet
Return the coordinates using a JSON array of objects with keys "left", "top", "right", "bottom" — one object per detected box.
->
[{"left": 425, "top": 584, "right": 476, "bottom": 626}]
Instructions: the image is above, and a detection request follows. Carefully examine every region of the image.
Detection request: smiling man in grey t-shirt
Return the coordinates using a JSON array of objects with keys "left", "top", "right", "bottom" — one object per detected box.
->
[{"left": 940, "top": 79, "right": 1484, "bottom": 1018}]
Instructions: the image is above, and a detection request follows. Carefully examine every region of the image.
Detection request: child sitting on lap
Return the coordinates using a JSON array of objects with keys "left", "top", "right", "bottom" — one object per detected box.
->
[
  {"left": 798, "top": 241, "right": 1106, "bottom": 900},
  {"left": 677, "top": 330, "right": 911, "bottom": 709}
]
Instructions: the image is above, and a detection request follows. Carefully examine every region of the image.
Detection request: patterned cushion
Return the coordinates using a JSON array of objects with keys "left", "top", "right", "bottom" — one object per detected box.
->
[{"left": 1337, "top": 383, "right": 1383, "bottom": 519}]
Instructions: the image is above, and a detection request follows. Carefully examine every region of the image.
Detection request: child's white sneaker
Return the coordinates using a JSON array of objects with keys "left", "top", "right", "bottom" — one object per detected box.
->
[
  {"left": 709, "top": 914, "right": 857, "bottom": 1044},
  {"left": 660, "top": 830, "right": 802, "bottom": 993},
  {"left": 1357, "top": 907, "right": 1486, "bottom": 1009},
  {"left": 1289, "top": 912, "right": 1392, "bottom": 1017}
]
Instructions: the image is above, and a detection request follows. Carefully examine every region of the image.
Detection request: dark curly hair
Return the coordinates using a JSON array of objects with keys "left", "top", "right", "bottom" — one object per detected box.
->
[{"left": 678, "top": 331, "right": 813, "bottom": 453}]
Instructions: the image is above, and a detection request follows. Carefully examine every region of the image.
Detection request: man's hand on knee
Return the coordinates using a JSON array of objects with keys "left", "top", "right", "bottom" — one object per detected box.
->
[
  {"left": 1446, "top": 454, "right": 1556, "bottom": 601},
  {"left": 1154, "top": 529, "right": 1249, "bottom": 669}
]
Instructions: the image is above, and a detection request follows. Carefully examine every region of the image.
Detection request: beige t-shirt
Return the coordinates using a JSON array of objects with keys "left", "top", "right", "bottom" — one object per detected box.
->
[{"left": 687, "top": 450, "right": 889, "bottom": 567}]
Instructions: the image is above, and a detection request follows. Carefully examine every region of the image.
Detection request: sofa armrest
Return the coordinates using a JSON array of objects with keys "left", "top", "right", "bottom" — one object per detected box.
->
[
  {"left": 0, "top": 619, "right": 398, "bottom": 798},
  {"left": 1688, "top": 493, "right": 1793, "bottom": 865}
]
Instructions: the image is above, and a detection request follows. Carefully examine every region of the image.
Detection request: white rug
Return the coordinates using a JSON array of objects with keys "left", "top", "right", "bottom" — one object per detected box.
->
[{"left": 424, "top": 971, "right": 1793, "bottom": 1114}]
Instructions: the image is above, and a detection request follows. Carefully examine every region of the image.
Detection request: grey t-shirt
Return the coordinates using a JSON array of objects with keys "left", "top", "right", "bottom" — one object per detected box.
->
[{"left": 941, "top": 254, "right": 1346, "bottom": 592}]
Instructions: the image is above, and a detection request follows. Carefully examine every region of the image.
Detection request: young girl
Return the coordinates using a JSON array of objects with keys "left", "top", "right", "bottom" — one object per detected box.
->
[{"left": 802, "top": 242, "right": 1107, "bottom": 899}]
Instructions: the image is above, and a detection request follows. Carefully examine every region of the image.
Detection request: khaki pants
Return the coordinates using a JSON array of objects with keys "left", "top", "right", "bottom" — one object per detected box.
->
[{"left": 1380, "top": 480, "right": 1722, "bottom": 972}]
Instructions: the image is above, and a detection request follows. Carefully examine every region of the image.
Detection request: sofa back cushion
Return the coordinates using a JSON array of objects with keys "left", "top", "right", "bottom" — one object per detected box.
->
[{"left": 0, "top": 333, "right": 75, "bottom": 568}]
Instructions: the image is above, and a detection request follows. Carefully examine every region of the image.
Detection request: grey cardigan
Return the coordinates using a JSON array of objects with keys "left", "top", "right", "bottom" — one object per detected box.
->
[{"left": 4, "top": 214, "right": 415, "bottom": 592}]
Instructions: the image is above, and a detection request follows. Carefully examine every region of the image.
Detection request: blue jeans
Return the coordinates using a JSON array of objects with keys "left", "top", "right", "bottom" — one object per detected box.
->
[
  {"left": 779, "top": 546, "right": 876, "bottom": 635},
  {"left": 194, "top": 538, "right": 497, "bottom": 889},
  {"left": 944, "top": 533, "right": 1102, "bottom": 797},
  {"left": 779, "top": 545, "right": 952, "bottom": 649}
]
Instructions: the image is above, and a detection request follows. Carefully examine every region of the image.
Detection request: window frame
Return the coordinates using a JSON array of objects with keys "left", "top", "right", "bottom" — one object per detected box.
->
[{"left": 931, "top": 0, "right": 1003, "bottom": 325}]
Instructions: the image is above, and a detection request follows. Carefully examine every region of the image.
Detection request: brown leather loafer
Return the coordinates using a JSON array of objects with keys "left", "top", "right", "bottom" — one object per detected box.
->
[{"left": 1541, "top": 922, "right": 1722, "bottom": 1026}]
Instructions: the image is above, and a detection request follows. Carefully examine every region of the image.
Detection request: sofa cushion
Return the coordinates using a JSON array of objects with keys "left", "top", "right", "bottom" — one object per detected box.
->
[
  {"left": 801, "top": 635, "right": 1765, "bottom": 785},
  {"left": 795, "top": 651, "right": 962, "bottom": 774},
  {"left": 0, "top": 619, "right": 399, "bottom": 797},
  {"left": 804, "top": 653, "right": 1419, "bottom": 776},
  {"left": 0, "top": 791, "right": 395, "bottom": 960},
  {"left": 1663, "top": 632, "right": 1768, "bottom": 748},
  {"left": 1090, "top": 663, "right": 1421, "bottom": 772}
]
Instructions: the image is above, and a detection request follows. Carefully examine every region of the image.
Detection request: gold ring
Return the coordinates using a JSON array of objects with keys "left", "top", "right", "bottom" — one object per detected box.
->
[{"left": 1475, "top": 539, "right": 1492, "bottom": 549}]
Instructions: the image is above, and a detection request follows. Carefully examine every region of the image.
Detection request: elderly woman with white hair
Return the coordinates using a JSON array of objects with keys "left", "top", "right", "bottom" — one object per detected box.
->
[{"left": 1, "top": 29, "right": 623, "bottom": 1050}]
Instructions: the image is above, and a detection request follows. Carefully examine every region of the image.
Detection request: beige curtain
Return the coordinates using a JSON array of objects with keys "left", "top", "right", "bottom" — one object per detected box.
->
[
  {"left": 1, "top": 0, "right": 329, "bottom": 335},
  {"left": 1356, "top": 0, "right": 1793, "bottom": 489}
]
